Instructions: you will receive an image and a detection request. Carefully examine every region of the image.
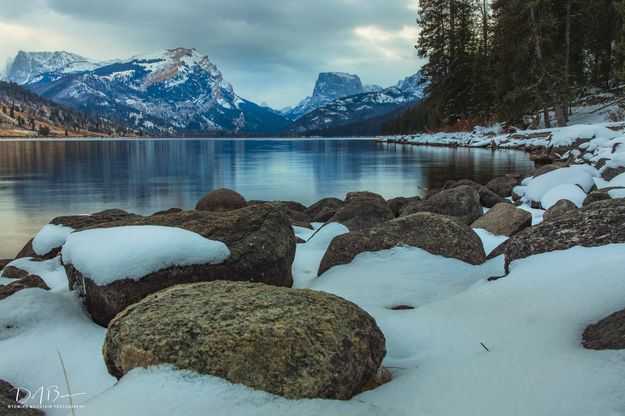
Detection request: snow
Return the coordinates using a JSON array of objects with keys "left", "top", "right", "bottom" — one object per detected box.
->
[
  {"left": 3, "top": 257, "right": 69, "bottom": 291},
  {"left": 3, "top": 199, "right": 625, "bottom": 415},
  {"left": 473, "top": 228, "right": 509, "bottom": 255},
  {"left": 540, "top": 184, "right": 588, "bottom": 209},
  {"left": 524, "top": 167, "right": 595, "bottom": 205},
  {"left": 292, "top": 223, "right": 349, "bottom": 288},
  {"left": 64, "top": 244, "right": 625, "bottom": 416},
  {"left": 608, "top": 172, "right": 625, "bottom": 188},
  {"left": 32, "top": 224, "right": 75, "bottom": 257},
  {"left": 608, "top": 188, "right": 625, "bottom": 199},
  {"left": 61, "top": 226, "right": 230, "bottom": 286}
]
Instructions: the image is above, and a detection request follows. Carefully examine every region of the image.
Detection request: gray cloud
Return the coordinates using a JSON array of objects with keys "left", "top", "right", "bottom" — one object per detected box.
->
[{"left": 0, "top": 0, "right": 424, "bottom": 107}]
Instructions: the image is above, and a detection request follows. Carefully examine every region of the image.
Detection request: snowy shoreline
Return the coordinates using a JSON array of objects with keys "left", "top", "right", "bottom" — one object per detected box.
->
[{"left": 1, "top": 166, "right": 625, "bottom": 415}]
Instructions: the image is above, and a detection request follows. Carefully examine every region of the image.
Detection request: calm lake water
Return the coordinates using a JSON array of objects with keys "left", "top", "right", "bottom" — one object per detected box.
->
[{"left": 0, "top": 138, "right": 535, "bottom": 258}]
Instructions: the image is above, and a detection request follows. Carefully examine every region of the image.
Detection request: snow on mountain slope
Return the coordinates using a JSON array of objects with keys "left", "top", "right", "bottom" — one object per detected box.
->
[
  {"left": 11, "top": 48, "right": 289, "bottom": 135},
  {"left": 284, "top": 73, "right": 427, "bottom": 135},
  {"left": 2, "top": 51, "right": 99, "bottom": 85},
  {"left": 283, "top": 72, "right": 366, "bottom": 121}
]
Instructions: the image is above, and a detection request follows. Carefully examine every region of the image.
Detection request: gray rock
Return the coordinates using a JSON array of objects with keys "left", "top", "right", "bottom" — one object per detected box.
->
[
  {"left": 318, "top": 212, "right": 486, "bottom": 276},
  {"left": 400, "top": 185, "right": 483, "bottom": 225},
  {"left": 329, "top": 192, "right": 394, "bottom": 231},
  {"left": 543, "top": 199, "right": 577, "bottom": 221},
  {"left": 0, "top": 379, "right": 44, "bottom": 415},
  {"left": 0, "top": 275, "right": 50, "bottom": 301},
  {"left": 305, "top": 198, "right": 345, "bottom": 223},
  {"left": 486, "top": 175, "right": 522, "bottom": 197},
  {"left": 195, "top": 189, "right": 247, "bottom": 212},
  {"left": 450, "top": 179, "right": 507, "bottom": 208},
  {"left": 583, "top": 308, "right": 625, "bottom": 350},
  {"left": 103, "top": 281, "right": 386, "bottom": 400},
  {"left": 387, "top": 196, "right": 421, "bottom": 218},
  {"left": 471, "top": 203, "right": 532, "bottom": 236},
  {"left": 65, "top": 203, "right": 296, "bottom": 326},
  {"left": 582, "top": 187, "right": 625, "bottom": 207},
  {"left": 502, "top": 199, "right": 625, "bottom": 273}
]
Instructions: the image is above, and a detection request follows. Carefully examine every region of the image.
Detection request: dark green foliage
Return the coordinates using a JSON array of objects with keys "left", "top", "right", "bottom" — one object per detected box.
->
[{"left": 387, "top": 0, "right": 625, "bottom": 134}]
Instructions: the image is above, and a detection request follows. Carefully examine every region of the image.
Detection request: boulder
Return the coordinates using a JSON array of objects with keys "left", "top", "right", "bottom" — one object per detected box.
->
[
  {"left": 15, "top": 210, "right": 140, "bottom": 259},
  {"left": 449, "top": 179, "right": 507, "bottom": 208},
  {"left": 249, "top": 201, "right": 311, "bottom": 223},
  {"left": 195, "top": 189, "right": 247, "bottom": 212},
  {"left": 502, "top": 199, "right": 625, "bottom": 273},
  {"left": 543, "top": 199, "right": 577, "bottom": 221},
  {"left": 0, "top": 259, "right": 10, "bottom": 270},
  {"left": 64, "top": 203, "right": 296, "bottom": 326},
  {"left": 387, "top": 196, "right": 421, "bottom": 218},
  {"left": 486, "top": 174, "right": 522, "bottom": 197},
  {"left": 424, "top": 188, "right": 441, "bottom": 200},
  {"left": 103, "top": 281, "right": 386, "bottom": 400},
  {"left": 1, "top": 266, "right": 29, "bottom": 280},
  {"left": 152, "top": 208, "right": 183, "bottom": 216},
  {"left": 530, "top": 164, "right": 563, "bottom": 178},
  {"left": 305, "top": 198, "right": 345, "bottom": 223},
  {"left": 318, "top": 212, "right": 486, "bottom": 276},
  {"left": 0, "top": 275, "right": 49, "bottom": 301},
  {"left": 583, "top": 308, "right": 625, "bottom": 350},
  {"left": 400, "top": 185, "right": 483, "bottom": 225},
  {"left": 329, "top": 192, "right": 394, "bottom": 231},
  {"left": 471, "top": 203, "right": 532, "bottom": 236},
  {"left": 583, "top": 187, "right": 625, "bottom": 207},
  {"left": 0, "top": 379, "right": 44, "bottom": 415},
  {"left": 601, "top": 166, "right": 625, "bottom": 181}
]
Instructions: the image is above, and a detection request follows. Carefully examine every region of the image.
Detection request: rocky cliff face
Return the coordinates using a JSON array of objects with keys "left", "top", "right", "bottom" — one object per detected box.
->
[{"left": 4, "top": 48, "right": 289, "bottom": 135}]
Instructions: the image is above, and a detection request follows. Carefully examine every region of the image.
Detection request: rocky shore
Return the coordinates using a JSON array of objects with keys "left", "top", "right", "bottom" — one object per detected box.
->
[{"left": 2, "top": 162, "right": 625, "bottom": 415}]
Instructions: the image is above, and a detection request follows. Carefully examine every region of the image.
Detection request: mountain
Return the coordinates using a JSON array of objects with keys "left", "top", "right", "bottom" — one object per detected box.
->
[
  {"left": 5, "top": 48, "right": 289, "bottom": 135},
  {"left": 0, "top": 80, "right": 135, "bottom": 137},
  {"left": 283, "top": 72, "right": 427, "bottom": 136},
  {"left": 3, "top": 51, "right": 99, "bottom": 85},
  {"left": 283, "top": 72, "right": 366, "bottom": 121}
]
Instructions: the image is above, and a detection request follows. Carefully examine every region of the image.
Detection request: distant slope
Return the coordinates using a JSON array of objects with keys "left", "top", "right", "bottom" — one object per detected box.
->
[{"left": 0, "top": 81, "right": 136, "bottom": 137}]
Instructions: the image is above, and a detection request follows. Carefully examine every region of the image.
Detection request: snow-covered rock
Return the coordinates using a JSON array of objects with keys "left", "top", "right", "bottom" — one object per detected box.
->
[
  {"left": 32, "top": 224, "right": 75, "bottom": 257},
  {"left": 540, "top": 184, "right": 587, "bottom": 209},
  {"left": 61, "top": 226, "right": 230, "bottom": 286},
  {"left": 524, "top": 167, "right": 595, "bottom": 205}
]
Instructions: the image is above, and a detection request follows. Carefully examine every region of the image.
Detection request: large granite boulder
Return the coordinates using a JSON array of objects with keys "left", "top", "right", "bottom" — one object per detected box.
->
[
  {"left": 485, "top": 174, "right": 522, "bottom": 197},
  {"left": 318, "top": 212, "right": 486, "bottom": 276},
  {"left": 329, "top": 192, "right": 394, "bottom": 231},
  {"left": 399, "top": 185, "right": 483, "bottom": 225},
  {"left": 449, "top": 179, "right": 508, "bottom": 208},
  {"left": 471, "top": 203, "right": 532, "bottom": 237},
  {"left": 195, "top": 189, "right": 247, "bottom": 212},
  {"left": 543, "top": 199, "right": 577, "bottom": 221},
  {"left": 248, "top": 200, "right": 311, "bottom": 224},
  {"left": 502, "top": 199, "right": 625, "bottom": 273},
  {"left": 103, "top": 281, "right": 386, "bottom": 400},
  {"left": 583, "top": 308, "right": 625, "bottom": 350},
  {"left": 305, "top": 198, "right": 345, "bottom": 223},
  {"left": 63, "top": 203, "right": 296, "bottom": 326}
]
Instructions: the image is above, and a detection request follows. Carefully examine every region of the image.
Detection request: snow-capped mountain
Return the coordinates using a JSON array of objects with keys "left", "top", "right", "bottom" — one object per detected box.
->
[
  {"left": 283, "top": 72, "right": 366, "bottom": 121},
  {"left": 284, "top": 72, "right": 427, "bottom": 135},
  {"left": 2, "top": 51, "right": 100, "bottom": 85},
  {"left": 6, "top": 48, "right": 288, "bottom": 134}
]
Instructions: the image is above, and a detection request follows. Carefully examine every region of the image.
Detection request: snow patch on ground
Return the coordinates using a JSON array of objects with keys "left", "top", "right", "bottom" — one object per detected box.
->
[{"left": 61, "top": 226, "right": 230, "bottom": 285}]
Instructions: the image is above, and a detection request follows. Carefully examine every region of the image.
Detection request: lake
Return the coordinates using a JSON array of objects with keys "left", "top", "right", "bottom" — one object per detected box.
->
[{"left": 0, "top": 138, "right": 535, "bottom": 258}]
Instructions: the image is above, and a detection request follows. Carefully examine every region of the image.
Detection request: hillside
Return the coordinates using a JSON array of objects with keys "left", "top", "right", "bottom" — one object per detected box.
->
[{"left": 0, "top": 81, "right": 137, "bottom": 138}]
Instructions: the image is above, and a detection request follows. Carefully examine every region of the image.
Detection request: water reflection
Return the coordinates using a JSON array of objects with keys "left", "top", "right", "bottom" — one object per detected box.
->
[{"left": 0, "top": 139, "right": 535, "bottom": 257}]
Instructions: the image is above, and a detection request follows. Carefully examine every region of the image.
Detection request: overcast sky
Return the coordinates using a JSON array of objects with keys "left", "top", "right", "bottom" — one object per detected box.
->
[{"left": 0, "top": 0, "right": 425, "bottom": 108}]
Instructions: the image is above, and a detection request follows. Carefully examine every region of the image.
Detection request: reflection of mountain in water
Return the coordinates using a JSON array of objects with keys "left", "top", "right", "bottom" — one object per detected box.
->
[{"left": 0, "top": 139, "right": 534, "bottom": 257}]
